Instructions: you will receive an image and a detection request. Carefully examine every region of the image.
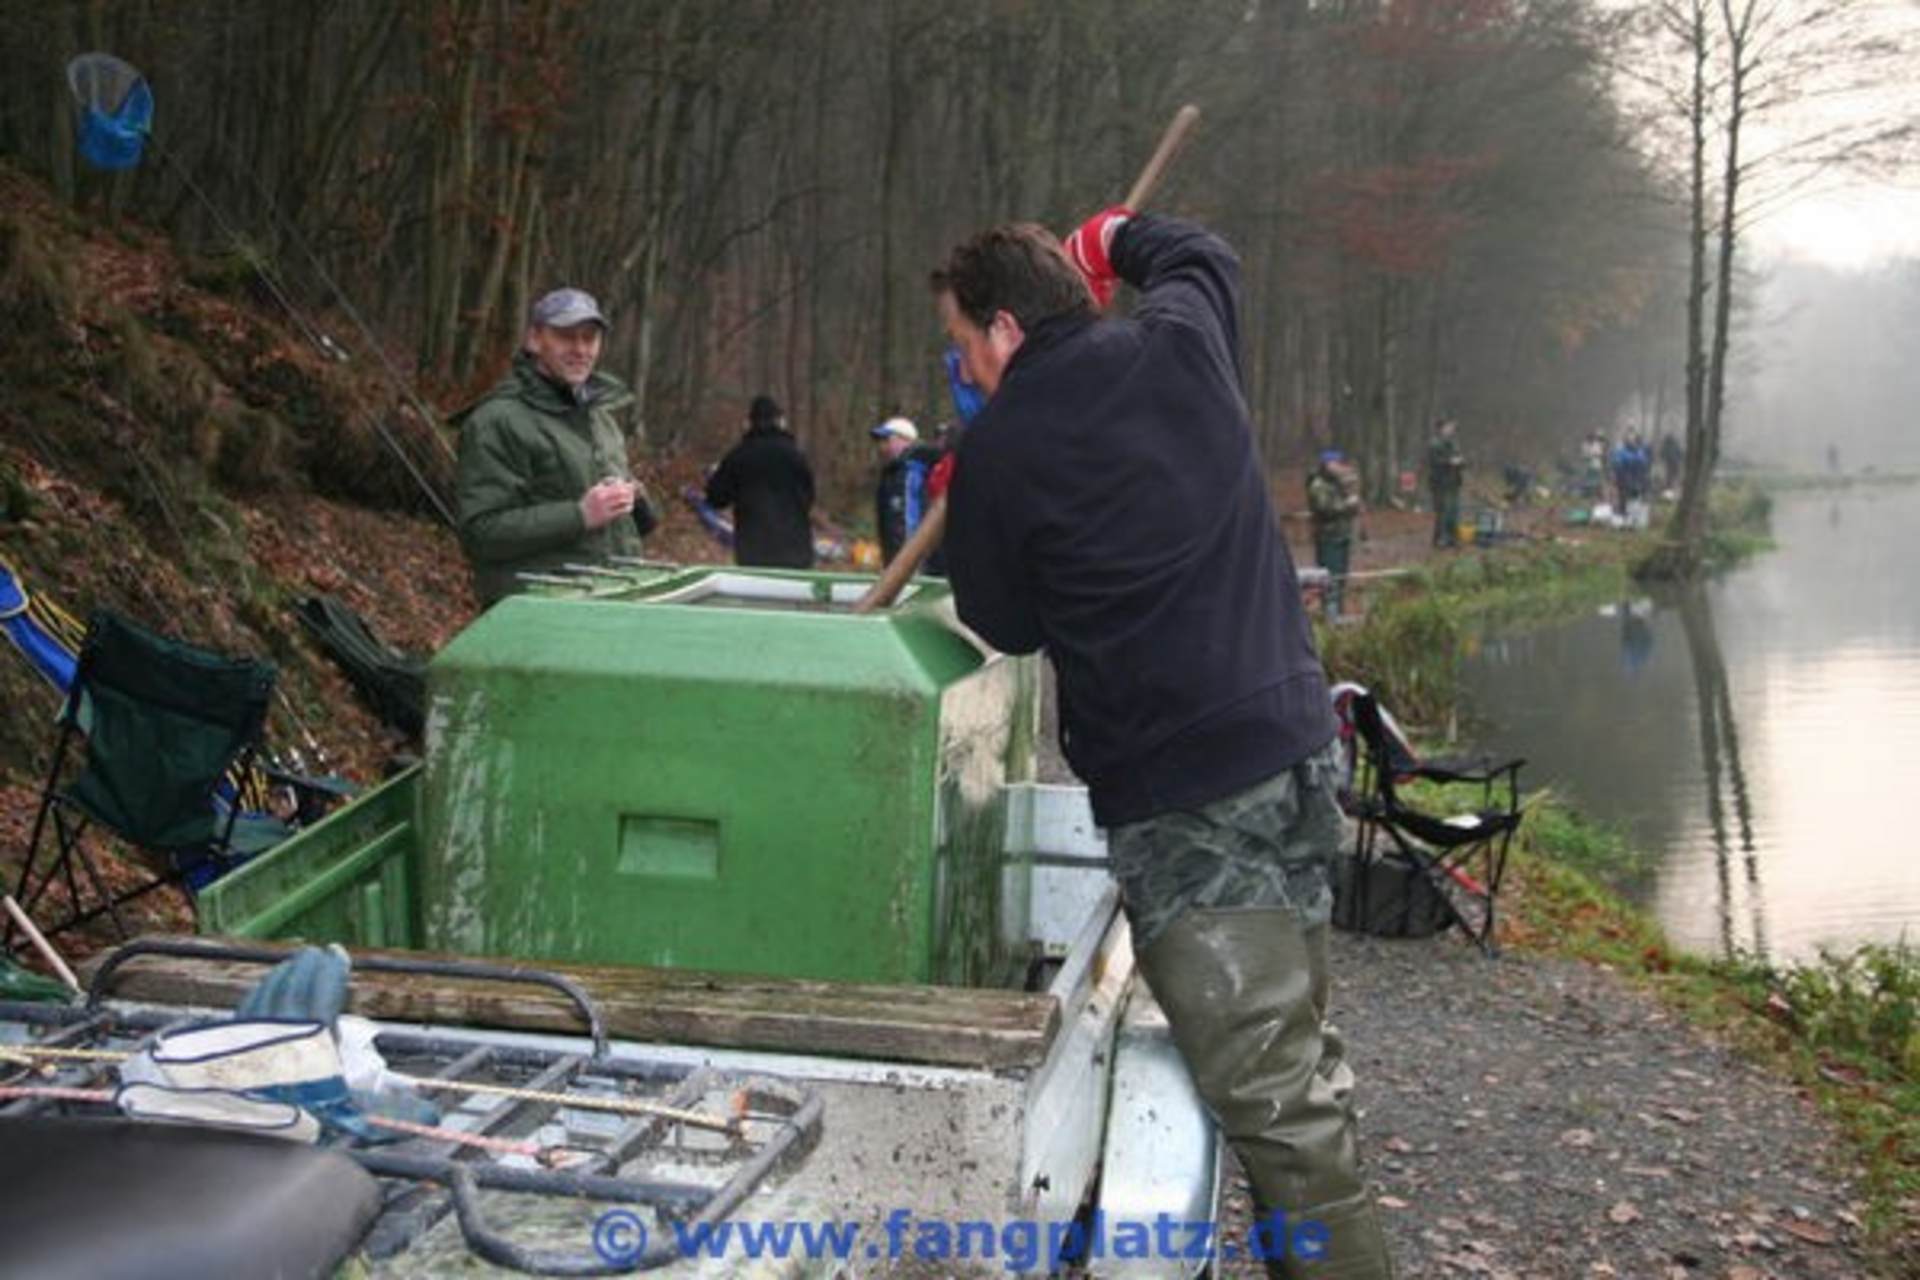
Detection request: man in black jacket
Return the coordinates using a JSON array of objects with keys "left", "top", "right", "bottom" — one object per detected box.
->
[
  {"left": 704, "top": 395, "right": 816, "bottom": 569},
  {"left": 934, "top": 213, "right": 1392, "bottom": 1278}
]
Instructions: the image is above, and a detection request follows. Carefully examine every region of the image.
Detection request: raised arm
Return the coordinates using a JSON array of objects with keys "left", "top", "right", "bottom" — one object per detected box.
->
[{"left": 1110, "top": 214, "right": 1244, "bottom": 386}]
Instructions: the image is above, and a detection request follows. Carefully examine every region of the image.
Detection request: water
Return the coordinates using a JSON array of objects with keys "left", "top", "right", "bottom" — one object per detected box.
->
[{"left": 1460, "top": 484, "right": 1920, "bottom": 962}]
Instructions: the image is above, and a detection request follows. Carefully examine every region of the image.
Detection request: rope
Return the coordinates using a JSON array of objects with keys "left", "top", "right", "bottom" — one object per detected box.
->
[
  {"left": 394, "top": 1075, "right": 740, "bottom": 1134},
  {"left": 0, "top": 1085, "right": 112, "bottom": 1104},
  {"left": 0, "top": 1081, "right": 590, "bottom": 1165},
  {"left": 363, "top": 1112, "right": 547, "bottom": 1160},
  {"left": 29, "top": 594, "right": 87, "bottom": 651},
  {"left": 0, "top": 1044, "right": 738, "bottom": 1133},
  {"left": 0, "top": 1044, "right": 120, "bottom": 1063}
]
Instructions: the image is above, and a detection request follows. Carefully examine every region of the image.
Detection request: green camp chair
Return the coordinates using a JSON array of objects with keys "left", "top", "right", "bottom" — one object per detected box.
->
[{"left": 5, "top": 611, "right": 276, "bottom": 946}]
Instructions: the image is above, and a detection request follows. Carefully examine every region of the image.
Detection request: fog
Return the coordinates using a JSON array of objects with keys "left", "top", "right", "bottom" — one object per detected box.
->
[{"left": 1729, "top": 257, "right": 1920, "bottom": 472}]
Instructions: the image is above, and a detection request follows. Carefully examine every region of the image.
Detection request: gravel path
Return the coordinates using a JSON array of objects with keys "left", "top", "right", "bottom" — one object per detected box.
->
[{"left": 1212, "top": 932, "right": 1878, "bottom": 1279}]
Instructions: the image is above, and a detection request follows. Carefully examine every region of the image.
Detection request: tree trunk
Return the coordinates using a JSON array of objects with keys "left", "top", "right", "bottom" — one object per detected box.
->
[
  {"left": 1703, "top": 0, "right": 1752, "bottom": 503},
  {"left": 1651, "top": 0, "right": 1714, "bottom": 579}
]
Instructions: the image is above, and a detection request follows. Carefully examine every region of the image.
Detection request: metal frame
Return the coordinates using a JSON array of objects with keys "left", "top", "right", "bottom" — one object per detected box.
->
[
  {"left": 2, "top": 940, "right": 824, "bottom": 1276},
  {"left": 86, "top": 936, "right": 610, "bottom": 1060}
]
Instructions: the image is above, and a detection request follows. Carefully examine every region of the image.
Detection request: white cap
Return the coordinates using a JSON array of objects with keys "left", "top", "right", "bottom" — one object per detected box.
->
[{"left": 869, "top": 417, "right": 918, "bottom": 442}]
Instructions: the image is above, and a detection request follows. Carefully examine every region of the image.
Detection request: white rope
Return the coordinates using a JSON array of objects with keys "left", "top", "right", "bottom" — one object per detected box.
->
[
  {"left": 0, "top": 1081, "right": 585, "bottom": 1165},
  {"left": 394, "top": 1074, "right": 742, "bottom": 1135},
  {"left": 0, "top": 1043, "right": 739, "bottom": 1133},
  {"left": 0, "top": 1084, "right": 112, "bottom": 1104}
]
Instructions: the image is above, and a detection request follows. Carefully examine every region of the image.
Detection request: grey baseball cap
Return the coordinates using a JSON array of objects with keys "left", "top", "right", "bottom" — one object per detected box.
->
[{"left": 530, "top": 287, "right": 608, "bottom": 330}]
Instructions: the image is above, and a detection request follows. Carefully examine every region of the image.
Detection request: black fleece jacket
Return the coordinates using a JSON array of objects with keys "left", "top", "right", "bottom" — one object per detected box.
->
[
  {"left": 705, "top": 424, "right": 817, "bottom": 569},
  {"left": 943, "top": 215, "right": 1335, "bottom": 827}
]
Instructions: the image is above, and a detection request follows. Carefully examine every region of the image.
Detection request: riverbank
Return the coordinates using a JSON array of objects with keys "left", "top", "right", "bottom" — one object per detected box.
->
[
  {"left": 1512, "top": 807, "right": 1917, "bottom": 1254},
  {"left": 1303, "top": 480, "right": 1775, "bottom": 725},
  {"left": 1258, "top": 492, "right": 1917, "bottom": 1275}
]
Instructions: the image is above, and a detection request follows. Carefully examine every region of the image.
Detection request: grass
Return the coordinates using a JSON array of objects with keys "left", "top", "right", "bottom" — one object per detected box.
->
[
  {"left": 1322, "top": 479, "right": 1775, "bottom": 725},
  {"left": 1319, "top": 536, "right": 1640, "bottom": 723},
  {"left": 1506, "top": 798, "right": 1919, "bottom": 1263}
]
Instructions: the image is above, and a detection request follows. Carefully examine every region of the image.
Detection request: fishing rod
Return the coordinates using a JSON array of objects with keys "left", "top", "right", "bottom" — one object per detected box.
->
[{"left": 137, "top": 127, "right": 459, "bottom": 528}]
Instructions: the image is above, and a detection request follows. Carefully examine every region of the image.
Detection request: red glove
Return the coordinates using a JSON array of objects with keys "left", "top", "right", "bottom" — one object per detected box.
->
[
  {"left": 927, "top": 452, "right": 956, "bottom": 502},
  {"left": 1062, "top": 206, "right": 1132, "bottom": 310}
]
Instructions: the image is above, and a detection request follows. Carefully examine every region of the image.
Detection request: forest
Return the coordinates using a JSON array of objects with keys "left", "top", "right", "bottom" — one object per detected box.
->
[{"left": 0, "top": 0, "right": 1712, "bottom": 511}]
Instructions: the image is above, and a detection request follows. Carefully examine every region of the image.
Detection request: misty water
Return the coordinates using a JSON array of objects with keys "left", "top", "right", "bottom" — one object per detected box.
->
[{"left": 1460, "top": 483, "right": 1920, "bottom": 963}]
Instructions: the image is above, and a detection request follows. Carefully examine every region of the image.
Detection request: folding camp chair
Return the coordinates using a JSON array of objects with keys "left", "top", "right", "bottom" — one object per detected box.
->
[
  {"left": 1338, "top": 689, "right": 1524, "bottom": 953},
  {"left": 5, "top": 611, "right": 276, "bottom": 946}
]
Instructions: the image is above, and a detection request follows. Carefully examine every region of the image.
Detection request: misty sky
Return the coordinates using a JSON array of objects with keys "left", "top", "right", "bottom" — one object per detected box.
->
[
  {"left": 1700, "top": 0, "right": 1919, "bottom": 467},
  {"left": 1730, "top": 258, "right": 1920, "bottom": 469}
]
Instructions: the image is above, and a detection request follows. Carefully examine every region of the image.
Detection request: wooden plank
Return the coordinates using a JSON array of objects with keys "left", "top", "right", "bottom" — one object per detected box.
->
[{"left": 84, "top": 936, "right": 1062, "bottom": 1072}]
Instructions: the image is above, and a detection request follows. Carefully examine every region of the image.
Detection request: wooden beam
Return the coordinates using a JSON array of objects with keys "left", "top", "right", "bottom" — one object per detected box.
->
[{"left": 86, "top": 936, "right": 1061, "bottom": 1072}]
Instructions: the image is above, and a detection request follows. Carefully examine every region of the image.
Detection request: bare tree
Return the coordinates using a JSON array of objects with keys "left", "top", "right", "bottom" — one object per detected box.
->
[{"left": 1638, "top": 0, "right": 1914, "bottom": 577}]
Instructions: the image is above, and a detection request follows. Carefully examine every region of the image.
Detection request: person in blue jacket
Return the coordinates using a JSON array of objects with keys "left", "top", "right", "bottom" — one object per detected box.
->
[
  {"left": 871, "top": 416, "right": 941, "bottom": 565},
  {"left": 931, "top": 211, "right": 1393, "bottom": 1277}
]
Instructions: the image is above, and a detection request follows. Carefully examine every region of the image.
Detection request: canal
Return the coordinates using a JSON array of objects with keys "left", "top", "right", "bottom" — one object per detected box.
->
[{"left": 1460, "top": 483, "right": 1920, "bottom": 961}]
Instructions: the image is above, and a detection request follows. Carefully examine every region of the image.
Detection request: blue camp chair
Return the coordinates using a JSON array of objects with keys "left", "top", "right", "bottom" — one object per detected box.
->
[{"left": 5, "top": 612, "right": 276, "bottom": 947}]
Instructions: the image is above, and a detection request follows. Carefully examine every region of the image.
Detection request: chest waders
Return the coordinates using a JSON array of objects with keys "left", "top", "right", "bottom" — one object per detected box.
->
[{"left": 1135, "top": 909, "right": 1395, "bottom": 1277}]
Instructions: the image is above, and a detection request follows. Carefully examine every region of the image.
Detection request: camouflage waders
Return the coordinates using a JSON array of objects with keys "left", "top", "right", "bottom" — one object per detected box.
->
[
  {"left": 1315, "top": 535, "right": 1352, "bottom": 620},
  {"left": 1108, "top": 741, "right": 1394, "bottom": 1278}
]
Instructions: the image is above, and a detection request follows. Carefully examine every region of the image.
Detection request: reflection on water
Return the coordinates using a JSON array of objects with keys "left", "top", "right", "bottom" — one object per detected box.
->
[
  {"left": 1674, "top": 585, "right": 1765, "bottom": 959},
  {"left": 1461, "top": 485, "right": 1920, "bottom": 961}
]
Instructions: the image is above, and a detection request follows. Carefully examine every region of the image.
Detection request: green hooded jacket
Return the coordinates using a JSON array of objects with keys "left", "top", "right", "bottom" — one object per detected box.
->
[
  {"left": 455, "top": 353, "right": 646, "bottom": 605},
  {"left": 1306, "top": 466, "right": 1361, "bottom": 542}
]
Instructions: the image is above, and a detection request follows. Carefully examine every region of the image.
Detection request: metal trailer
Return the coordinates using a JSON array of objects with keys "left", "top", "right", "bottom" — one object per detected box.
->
[
  {"left": 0, "top": 788, "right": 1216, "bottom": 1276},
  {"left": 2, "top": 566, "right": 1222, "bottom": 1274}
]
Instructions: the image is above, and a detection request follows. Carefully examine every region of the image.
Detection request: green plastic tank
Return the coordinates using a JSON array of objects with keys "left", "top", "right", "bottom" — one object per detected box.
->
[{"left": 418, "top": 568, "right": 1039, "bottom": 987}]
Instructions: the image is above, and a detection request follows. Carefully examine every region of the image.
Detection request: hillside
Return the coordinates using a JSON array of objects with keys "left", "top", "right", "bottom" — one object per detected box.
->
[{"left": 0, "top": 161, "right": 730, "bottom": 944}]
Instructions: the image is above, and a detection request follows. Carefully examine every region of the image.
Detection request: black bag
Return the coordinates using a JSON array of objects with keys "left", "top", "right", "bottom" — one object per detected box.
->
[{"left": 1332, "top": 850, "right": 1454, "bottom": 939}]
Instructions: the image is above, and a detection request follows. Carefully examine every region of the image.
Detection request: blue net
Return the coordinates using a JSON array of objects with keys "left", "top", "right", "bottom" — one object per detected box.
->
[{"left": 67, "top": 52, "right": 153, "bottom": 171}]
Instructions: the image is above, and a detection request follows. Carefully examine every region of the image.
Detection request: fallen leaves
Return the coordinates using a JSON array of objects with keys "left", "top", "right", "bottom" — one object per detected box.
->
[{"left": 1778, "top": 1219, "right": 1836, "bottom": 1246}]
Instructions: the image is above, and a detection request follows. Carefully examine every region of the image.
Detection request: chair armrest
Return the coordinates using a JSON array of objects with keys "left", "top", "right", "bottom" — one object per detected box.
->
[{"left": 1410, "top": 755, "right": 1525, "bottom": 786}]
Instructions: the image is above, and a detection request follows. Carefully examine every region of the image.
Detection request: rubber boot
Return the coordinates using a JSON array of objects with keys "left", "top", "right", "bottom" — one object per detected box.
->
[
  {"left": 1305, "top": 919, "right": 1354, "bottom": 1110},
  {"left": 1135, "top": 906, "right": 1394, "bottom": 1279}
]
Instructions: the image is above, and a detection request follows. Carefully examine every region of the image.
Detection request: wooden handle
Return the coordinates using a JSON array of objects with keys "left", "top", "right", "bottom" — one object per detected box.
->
[
  {"left": 852, "top": 498, "right": 948, "bottom": 614},
  {"left": 1125, "top": 103, "right": 1201, "bottom": 211},
  {"left": 854, "top": 103, "right": 1201, "bottom": 614},
  {"left": 3, "top": 893, "right": 81, "bottom": 993}
]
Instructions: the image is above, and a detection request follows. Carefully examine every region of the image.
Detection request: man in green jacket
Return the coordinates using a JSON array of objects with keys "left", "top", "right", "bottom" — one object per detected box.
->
[
  {"left": 455, "top": 288, "right": 656, "bottom": 606},
  {"left": 1306, "top": 450, "right": 1362, "bottom": 619}
]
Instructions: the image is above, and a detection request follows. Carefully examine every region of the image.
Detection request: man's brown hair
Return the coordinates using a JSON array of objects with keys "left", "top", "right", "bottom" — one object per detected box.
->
[{"left": 930, "top": 223, "right": 1093, "bottom": 331}]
